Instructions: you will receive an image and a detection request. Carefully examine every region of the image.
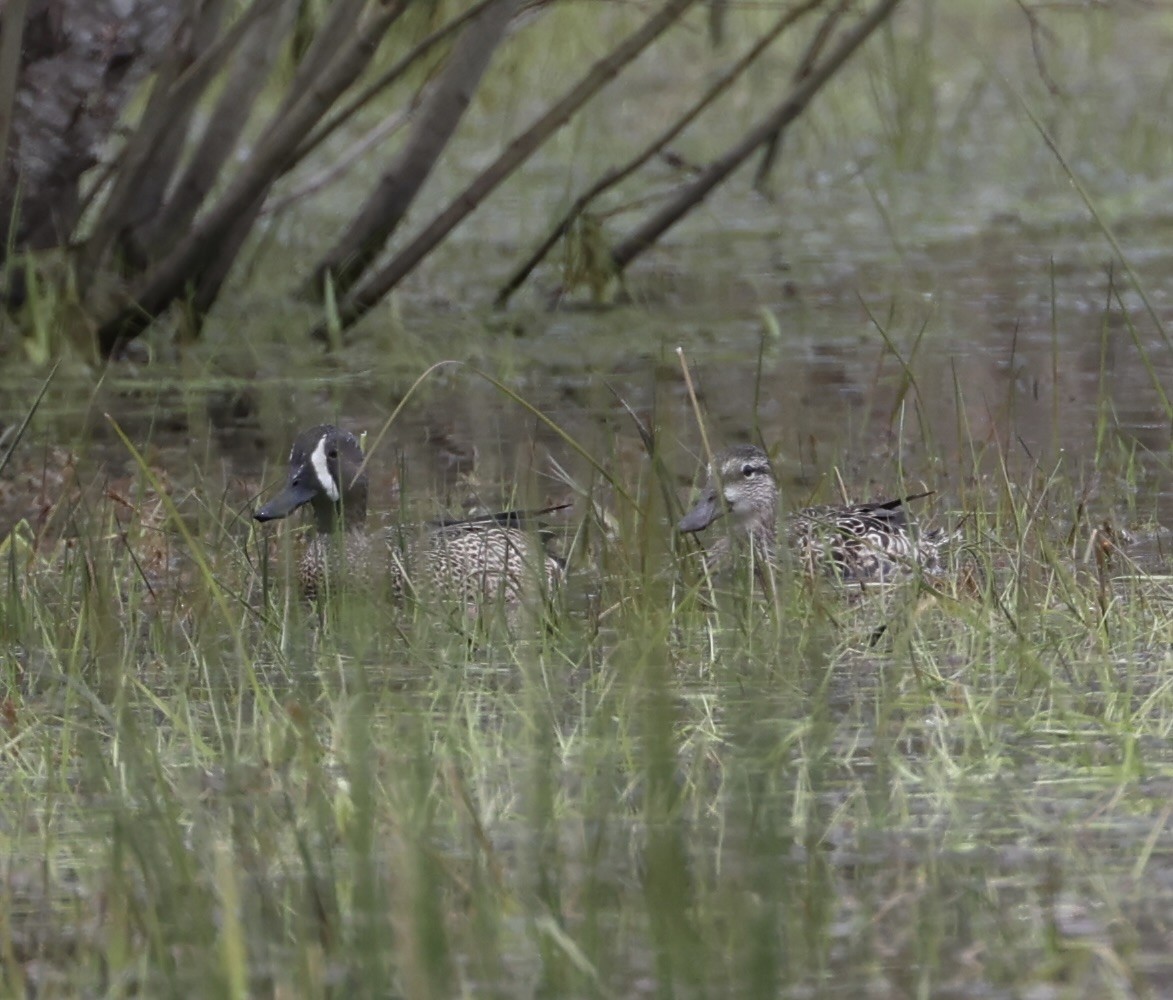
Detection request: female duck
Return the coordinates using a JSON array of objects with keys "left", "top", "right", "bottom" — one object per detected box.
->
[{"left": 678, "top": 444, "right": 947, "bottom": 583}]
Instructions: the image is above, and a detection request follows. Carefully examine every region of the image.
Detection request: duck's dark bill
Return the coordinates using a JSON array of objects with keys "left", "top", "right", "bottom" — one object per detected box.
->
[
  {"left": 678, "top": 492, "right": 722, "bottom": 533},
  {"left": 255, "top": 481, "right": 318, "bottom": 522}
]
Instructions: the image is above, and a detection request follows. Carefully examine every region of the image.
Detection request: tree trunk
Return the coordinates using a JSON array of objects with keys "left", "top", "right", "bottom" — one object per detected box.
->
[
  {"left": 312, "top": 0, "right": 698, "bottom": 341},
  {"left": 302, "top": 0, "right": 520, "bottom": 303},
  {"left": 0, "top": 0, "right": 183, "bottom": 266},
  {"left": 95, "top": 0, "right": 406, "bottom": 355}
]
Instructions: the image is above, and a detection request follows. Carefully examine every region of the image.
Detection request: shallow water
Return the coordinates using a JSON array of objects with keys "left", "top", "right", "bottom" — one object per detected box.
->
[{"left": 7, "top": 215, "right": 1169, "bottom": 563}]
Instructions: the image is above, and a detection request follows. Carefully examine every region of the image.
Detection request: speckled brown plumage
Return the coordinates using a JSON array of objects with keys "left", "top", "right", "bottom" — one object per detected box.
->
[
  {"left": 255, "top": 425, "right": 562, "bottom": 611},
  {"left": 678, "top": 444, "right": 948, "bottom": 584}
]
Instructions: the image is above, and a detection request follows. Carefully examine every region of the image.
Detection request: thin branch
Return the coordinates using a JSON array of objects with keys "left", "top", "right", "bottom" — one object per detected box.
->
[
  {"left": 97, "top": 0, "right": 407, "bottom": 355},
  {"left": 291, "top": 0, "right": 502, "bottom": 166},
  {"left": 135, "top": 0, "right": 296, "bottom": 258},
  {"left": 302, "top": 0, "right": 520, "bottom": 302},
  {"left": 286, "top": 0, "right": 371, "bottom": 98},
  {"left": 494, "top": 0, "right": 825, "bottom": 307},
  {"left": 754, "top": 0, "right": 847, "bottom": 193},
  {"left": 313, "top": 0, "right": 699, "bottom": 341},
  {"left": 611, "top": 0, "right": 902, "bottom": 272},
  {"left": 81, "top": 0, "right": 284, "bottom": 281},
  {"left": 1015, "top": 0, "right": 1064, "bottom": 100},
  {"left": 115, "top": 0, "right": 233, "bottom": 268},
  {"left": 263, "top": 102, "right": 416, "bottom": 219}
]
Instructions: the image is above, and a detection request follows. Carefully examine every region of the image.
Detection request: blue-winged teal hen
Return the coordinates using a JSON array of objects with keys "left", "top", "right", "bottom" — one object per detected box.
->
[
  {"left": 255, "top": 425, "right": 563, "bottom": 609},
  {"left": 678, "top": 444, "right": 947, "bottom": 583}
]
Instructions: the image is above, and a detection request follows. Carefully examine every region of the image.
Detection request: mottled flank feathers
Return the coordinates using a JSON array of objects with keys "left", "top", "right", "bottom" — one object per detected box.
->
[
  {"left": 678, "top": 444, "right": 948, "bottom": 584},
  {"left": 255, "top": 425, "right": 562, "bottom": 611}
]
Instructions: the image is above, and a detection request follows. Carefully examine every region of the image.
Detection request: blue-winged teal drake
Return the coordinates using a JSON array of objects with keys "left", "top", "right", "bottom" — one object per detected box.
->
[
  {"left": 255, "top": 425, "right": 563, "bottom": 609},
  {"left": 678, "top": 444, "right": 947, "bottom": 583}
]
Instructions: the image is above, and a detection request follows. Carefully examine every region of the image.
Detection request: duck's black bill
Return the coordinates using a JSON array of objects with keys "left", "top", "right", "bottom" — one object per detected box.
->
[
  {"left": 678, "top": 492, "right": 721, "bottom": 533},
  {"left": 255, "top": 481, "right": 317, "bottom": 522}
]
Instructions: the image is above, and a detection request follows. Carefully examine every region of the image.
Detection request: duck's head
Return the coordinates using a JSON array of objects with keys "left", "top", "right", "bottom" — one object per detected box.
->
[
  {"left": 678, "top": 444, "right": 778, "bottom": 537},
  {"left": 255, "top": 424, "right": 368, "bottom": 533}
]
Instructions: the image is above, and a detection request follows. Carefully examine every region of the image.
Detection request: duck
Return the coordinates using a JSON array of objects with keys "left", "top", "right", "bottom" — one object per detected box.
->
[
  {"left": 254, "top": 424, "right": 563, "bottom": 610},
  {"left": 677, "top": 444, "right": 947, "bottom": 584}
]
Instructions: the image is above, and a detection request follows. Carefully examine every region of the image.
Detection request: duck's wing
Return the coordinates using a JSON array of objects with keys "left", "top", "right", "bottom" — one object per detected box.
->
[
  {"left": 791, "top": 491, "right": 938, "bottom": 583},
  {"left": 428, "top": 506, "right": 569, "bottom": 586},
  {"left": 429, "top": 502, "right": 573, "bottom": 532},
  {"left": 842, "top": 489, "right": 934, "bottom": 526}
]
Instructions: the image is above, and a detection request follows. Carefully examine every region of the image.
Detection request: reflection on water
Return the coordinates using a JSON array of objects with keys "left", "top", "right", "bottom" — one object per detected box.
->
[{"left": 1, "top": 225, "right": 1170, "bottom": 557}]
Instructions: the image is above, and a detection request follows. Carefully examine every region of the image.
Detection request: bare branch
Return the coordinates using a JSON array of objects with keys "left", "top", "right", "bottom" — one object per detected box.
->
[
  {"left": 97, "top": 0, "right": 407, "bottom": 355},
  {"left": 292, "top": 0, "right": 503, "bottom": 166},
  {"left": 188, "top": 194, "right": 265, "bottom": 320},
  {"left": 263, "top": 103, "right": 416, "bottom": 219},
  {"left": 187, "top": 0, "right": 416, "bottom": 325},
  {"left": 495, "top": 0, "right": 825, "bottom": 308},
  {"left": 611, "top": 0, "right": 902, "bottom": 273},
  {"left": 113, "top": 0, "right": 232, "bottom": 269},
  {"left": 754, "top": 0, "right": 847, "bottom": 194},
  {"left": 1016, "top": 0, "right": 1065, "bottom": 100},
  {"left": 135, "top": 0, "right": 296, "bottom": 258},
  {"left": 302, "top": 0, "right": 520, "bottom": 302},
  {"left": 286, "top": 0, "right": 371, "bottom": 97},
  {"left": 0, "top": 0, "right": 30, "bottom": 199},
  {"left": 81, "top": 0, "right": 285, "bottom": 280},
  {"left": 313, "top": 0, "right": 698, "bottom": 341}
]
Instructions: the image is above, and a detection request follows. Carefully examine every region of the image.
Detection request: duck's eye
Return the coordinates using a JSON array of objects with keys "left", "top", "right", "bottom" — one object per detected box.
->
[
  {"left": 327, "top": 448, "right": 338, "bottom": 460},
  {"left": 741, "top": 464, "right": 755, "bottom": 478}
]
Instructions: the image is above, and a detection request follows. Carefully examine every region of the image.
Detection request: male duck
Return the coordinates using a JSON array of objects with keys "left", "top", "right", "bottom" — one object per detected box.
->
[
  {"left": 255, "top": 424, "right": 563, "bottom": 609},
  {"left": 678, "top": 444, "right": 947, "bottom": 583}
]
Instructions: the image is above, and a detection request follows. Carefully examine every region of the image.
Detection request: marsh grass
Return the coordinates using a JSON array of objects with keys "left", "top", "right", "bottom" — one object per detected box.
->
[
  {"left": 4, "top": 368, "right": 1169, "bottom": 992},
  {"left": 1, "top": 359, "right": 1172, "bottom": 998}
]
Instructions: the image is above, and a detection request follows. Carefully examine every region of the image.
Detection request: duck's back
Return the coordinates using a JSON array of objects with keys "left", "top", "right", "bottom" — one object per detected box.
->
[
  {"left": 389, "top": 520, "right": 563, "bottom": 606},
  {"left": 789, "top": 496, "right": 944, "bottom": 583},
  {"left": 300, "top": 521, "right": 561, "bottom": 609}
]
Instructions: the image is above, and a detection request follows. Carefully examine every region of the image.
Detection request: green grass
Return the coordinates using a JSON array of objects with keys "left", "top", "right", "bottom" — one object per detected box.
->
[{"left": 1, "top": 376, "right": 1171, "bottom": 998}]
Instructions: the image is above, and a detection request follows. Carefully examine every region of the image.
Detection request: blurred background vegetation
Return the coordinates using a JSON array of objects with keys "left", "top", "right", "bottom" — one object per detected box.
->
[{"left": 2, "top": 0, "right": 1167, "bottom": 364}]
